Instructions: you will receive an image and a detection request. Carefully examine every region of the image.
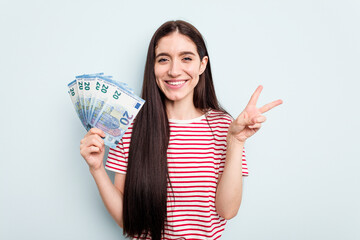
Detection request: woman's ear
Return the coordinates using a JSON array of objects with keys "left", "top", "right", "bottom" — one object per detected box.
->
[{"left": 199, "top": 56, "right": 208, "bottom": 75}]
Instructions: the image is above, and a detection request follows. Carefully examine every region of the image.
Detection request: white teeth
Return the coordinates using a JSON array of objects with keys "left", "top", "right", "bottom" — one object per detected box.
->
[{"left": 167, "top": 81, "right": 185, "bottom": 85}]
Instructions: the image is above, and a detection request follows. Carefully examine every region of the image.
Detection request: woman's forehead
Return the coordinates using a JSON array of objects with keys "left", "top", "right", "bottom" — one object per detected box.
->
[{"left": 155, "top": 32, "right": 198, "bottom": 56}]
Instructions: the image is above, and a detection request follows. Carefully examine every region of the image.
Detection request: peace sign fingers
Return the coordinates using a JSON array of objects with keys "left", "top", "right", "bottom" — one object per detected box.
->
[
  {"left": 247, "top": 85, "right": 283, "bottom": 113},
  {"left": 228, "top": 85, "right": 282, "bottom": 143}
]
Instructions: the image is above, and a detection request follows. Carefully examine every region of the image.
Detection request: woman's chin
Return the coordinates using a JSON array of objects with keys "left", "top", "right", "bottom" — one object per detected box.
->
[{"left": 164, "top": 94, "right": 188, "bottom": 103}]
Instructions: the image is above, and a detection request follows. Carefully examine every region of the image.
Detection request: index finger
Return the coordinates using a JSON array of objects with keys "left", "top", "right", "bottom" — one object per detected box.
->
[
  {"left": 87, "top": 128, "right": 106, "bottom": 138},
  {"left": 247, "top": 85, "right": 263, "bottom": 106}
]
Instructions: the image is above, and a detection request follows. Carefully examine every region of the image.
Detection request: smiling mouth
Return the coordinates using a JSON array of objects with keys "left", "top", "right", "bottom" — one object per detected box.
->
[{"left": 165, "top": 80, "right": 188, "bottom": 86}]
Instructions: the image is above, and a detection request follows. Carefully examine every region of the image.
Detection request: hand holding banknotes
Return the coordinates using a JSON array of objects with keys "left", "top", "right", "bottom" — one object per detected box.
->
[
  {"left": 228, "top": 85, "right": 283, "bottom": 143},
  {"left": 80, "top": 128, "right": 106, "bottom": 171}
]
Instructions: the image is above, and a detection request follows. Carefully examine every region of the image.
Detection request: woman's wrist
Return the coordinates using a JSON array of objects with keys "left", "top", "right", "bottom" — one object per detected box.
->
[
  {"left": 227, "top": 134, "right": 245, "bottom": 147},
  {"left": 89, "top": 164, "right": 105, "bottom": 177},
  {"left": 226, "top": 135, "right": 245, "bottom": 161}
]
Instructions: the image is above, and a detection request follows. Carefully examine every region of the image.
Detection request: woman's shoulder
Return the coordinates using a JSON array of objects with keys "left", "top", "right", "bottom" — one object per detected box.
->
[{"left": 206, "top": 109, "right": 233, "bottom": 124}]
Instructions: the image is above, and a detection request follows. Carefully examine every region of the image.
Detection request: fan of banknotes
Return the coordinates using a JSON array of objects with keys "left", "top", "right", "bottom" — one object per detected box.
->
[{"left": 67, "top": 73, "right": 145, "bottom": 148}]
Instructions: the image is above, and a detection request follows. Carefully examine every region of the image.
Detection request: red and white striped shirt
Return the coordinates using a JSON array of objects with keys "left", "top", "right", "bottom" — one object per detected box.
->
[{"left": 105, "top": 110, "right": 248, "bottom": 240}]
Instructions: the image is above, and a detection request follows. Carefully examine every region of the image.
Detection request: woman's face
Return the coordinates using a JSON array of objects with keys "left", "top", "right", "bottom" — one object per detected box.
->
[{"left": 154, "top": 32, "right": 208, "bottom": 104}]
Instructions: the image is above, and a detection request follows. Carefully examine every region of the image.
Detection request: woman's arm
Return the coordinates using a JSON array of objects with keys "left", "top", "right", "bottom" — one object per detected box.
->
[
  {"left": 215, "top": 85, "right": 282, "bottom": 220},
  {"left": 80, "top": 128, "right": 125, "bottom": 227},
  {"left": 215, "top": 136, "right": 244, "bottom": 220},
  {"left": 90, "top": 168, "right": 125, "bottom": 227}
]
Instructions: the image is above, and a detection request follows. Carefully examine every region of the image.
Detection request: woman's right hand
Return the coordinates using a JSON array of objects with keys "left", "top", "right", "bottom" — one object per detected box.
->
[{"left": 80, "top": 128, "right": 106, "bottom": 172}]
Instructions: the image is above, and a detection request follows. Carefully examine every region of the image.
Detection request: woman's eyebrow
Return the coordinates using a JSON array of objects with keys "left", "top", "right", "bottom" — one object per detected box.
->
[
  {"left": 155, "top": 52, "right": 170, "bottom": 58},
  {"left": 155, "top": 51, "right": 196, "bottom": 59},
  {"left": 179, "top": 51, "right": 196, "bottom": 56}
]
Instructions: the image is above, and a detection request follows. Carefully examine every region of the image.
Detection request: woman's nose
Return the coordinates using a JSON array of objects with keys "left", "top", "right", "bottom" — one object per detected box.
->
[{"left": 168, "top": 59, "right": 182, "bottom": 77}]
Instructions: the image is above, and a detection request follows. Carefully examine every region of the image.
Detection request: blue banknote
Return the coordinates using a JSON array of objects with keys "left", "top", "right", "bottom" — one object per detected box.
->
[
  {"left": 93, "top": 79, "right": 144, "bottom": 148},
  {"left": 68, "top": 79, "right": 87, "bottom": 129},
  {"left": 68, "top": 73, "right": 145, "bottom": 147}
]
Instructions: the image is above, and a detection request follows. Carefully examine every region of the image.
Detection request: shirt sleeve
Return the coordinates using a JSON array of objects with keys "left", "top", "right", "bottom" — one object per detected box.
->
[
  {"left": 241, "top": 147, "right": 249, "bottom": 176},
  {"left": 105, "top": 139, "right": 128, "bottom": 174}
]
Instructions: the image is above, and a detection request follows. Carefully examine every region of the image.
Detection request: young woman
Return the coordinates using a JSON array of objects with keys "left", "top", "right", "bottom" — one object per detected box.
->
[{"left": 80, "top": 20, "right": 282, "bottom": 240}]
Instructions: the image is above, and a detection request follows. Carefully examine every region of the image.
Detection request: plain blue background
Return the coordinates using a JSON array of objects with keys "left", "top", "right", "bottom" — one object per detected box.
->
[{"left": 1, "top": 0, "right": 359, "bottom": 239}]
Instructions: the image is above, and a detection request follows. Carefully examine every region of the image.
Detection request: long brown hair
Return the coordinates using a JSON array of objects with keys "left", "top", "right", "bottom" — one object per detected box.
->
[{"left": 123, "top": 20, "right": 226, "bottom": 239}]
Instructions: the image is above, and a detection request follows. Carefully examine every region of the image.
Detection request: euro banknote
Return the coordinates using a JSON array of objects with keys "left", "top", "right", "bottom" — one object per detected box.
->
[{"left": 67, "top": 73, "right": 145, "bottom": 148}]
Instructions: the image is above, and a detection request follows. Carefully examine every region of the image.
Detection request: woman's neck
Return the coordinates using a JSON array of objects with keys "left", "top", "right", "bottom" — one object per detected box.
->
[{"left": 165, "top": 98, "right": 204, "bottom": 120}]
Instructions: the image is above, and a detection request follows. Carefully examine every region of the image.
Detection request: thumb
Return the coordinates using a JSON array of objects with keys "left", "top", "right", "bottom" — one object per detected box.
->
[{"left": 235, "top": 111, "right": 253, "bottom": 126}]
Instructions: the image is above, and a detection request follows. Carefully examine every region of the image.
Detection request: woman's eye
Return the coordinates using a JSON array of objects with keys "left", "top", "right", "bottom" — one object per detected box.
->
[{"left": 158, "top": 58, "right": 168, "bottom": 63}]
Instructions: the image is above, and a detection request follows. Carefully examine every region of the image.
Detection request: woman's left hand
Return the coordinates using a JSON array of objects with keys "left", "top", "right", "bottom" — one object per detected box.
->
[{"left": 228, "top": 85, "right": 283, "bottom": 143}]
